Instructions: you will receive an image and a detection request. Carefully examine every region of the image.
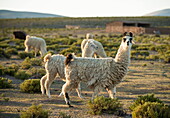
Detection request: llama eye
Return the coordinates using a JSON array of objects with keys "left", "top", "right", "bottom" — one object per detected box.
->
[
  {"left": 123, "top": 38, "right": 126, "bottom": 42},
  {"left": 129, "top": 38, "right": 132, "bottom": 43}
]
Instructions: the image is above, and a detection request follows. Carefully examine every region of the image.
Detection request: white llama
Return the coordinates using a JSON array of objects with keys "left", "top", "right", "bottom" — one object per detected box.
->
[
  {"left": 81, "top": 33, "right": 107, "bottom": 58},
  {"left": 40, "top": 40, "right": 98, "bottom": 98},
  {"left": 63, "top": 32, "right": 134, "bottom": 107},
  {"left": 24, "top": 35, "right": 47, "bottom": 57}
]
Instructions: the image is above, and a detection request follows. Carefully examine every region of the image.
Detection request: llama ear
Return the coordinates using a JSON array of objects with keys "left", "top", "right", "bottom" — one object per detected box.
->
[
  {"left": 123, "top": 32, "right": 127, "bottom": 36},
  {"left": 129, "top": 32, "right": 133, "bottom": 37}
]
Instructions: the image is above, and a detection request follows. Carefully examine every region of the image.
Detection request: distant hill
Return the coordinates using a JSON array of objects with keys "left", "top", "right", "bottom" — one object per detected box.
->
[
  {"left": 0, "top": 10, "right": 65, "bottom": 19},
  {"left": 144, "top": 9, "right": 170, "bottom": 16}
]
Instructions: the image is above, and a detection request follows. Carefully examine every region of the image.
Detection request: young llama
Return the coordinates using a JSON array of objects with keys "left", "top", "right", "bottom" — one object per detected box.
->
[{"left": 81, "top": 33, "right": 107, "bottom": 58}]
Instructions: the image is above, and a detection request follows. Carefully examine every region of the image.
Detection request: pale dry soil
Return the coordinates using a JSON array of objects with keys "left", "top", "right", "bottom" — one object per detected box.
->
[{"left": 0, "top": 60, "right": 170, "bottom": 118}]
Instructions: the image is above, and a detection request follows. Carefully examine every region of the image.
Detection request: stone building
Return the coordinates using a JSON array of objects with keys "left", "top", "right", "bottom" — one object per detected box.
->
[{"left": 106, "top": 21, "right": 170, "bottom": 34}]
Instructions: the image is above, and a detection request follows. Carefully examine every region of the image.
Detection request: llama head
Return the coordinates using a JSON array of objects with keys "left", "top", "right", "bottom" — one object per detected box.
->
[
  {"left": 121, "top": 32, "right": 134, "bottom": 50},
  {"left": 86, "top": 33, "right": 94, "bottom": 39},
  {"left": 86, "top": 40, "right": 98, "bottom": 50}
]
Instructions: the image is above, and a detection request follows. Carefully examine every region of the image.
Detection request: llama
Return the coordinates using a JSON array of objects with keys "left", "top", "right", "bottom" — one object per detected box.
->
[
  {"left": 40, "top": 40, "right": 98, "bottom": 98},
  {"left": 63, "top": 32, "right": 134, "bottom": 107},
  {"left": 81, "top": 33, "right": 107, "bottom": 58},
  {"left": 82, "top": 33, "right": 117, "bottom": 97},
  {"left": 82, "top": 40, "right": 98, "bottom": 57},
  {"left": 24, "top": 35, "right": 47, "bottom": 57},
  {"left": 13, "top": 31, "right": 27, "bottom": 40}
]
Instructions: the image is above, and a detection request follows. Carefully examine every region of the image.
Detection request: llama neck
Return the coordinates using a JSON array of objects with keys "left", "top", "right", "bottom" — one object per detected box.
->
[
  {"left": 114, "top": 45, "right": 131, "bottom": 65},
  {"left": 83, "top": 46, "right": 93, "bottom": 57}
]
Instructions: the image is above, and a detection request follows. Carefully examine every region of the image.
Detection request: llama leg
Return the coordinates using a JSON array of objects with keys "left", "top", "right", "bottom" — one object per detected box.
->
[
  {"left": 94, "top": 53, "right": 97, "bottom": 58},
  {"left": 34, "top": 49, "right": 38, "bottom": 57},
  {"left": 40, "top": 47, "right": 47, "bottom": 57},
  {"left": 40, "top": 74, "right": 47, "bottom": 95},
  {"left": 92, "top": 87, "right": 99, "bottom": 100},
  {"left": 25, "top": 46, "right": 31, "bottom": 52},
  {"left": 59, "top": 82, "right": 83, "bottom": 99},
  {"left": 45, "top": 73, "right": 56, "bottom": 98},
  {"left": 113, "top": 87, "right": 116, "bottom": 98},
  {"left": 62, "top": 81, "right": 73, "bottom": 107},
  {"left": 76, "top": 82, "right": 84, "bottom": 99},
  {"left": 59, "top": 88, "right": 73, "bottom": 97},
  {"left": 25, "top": 46, "right": 29, "bottom": 52},
  {"left": 106, "top": 87, "right": 116, "bottom": 99},
  {"left": 58, "top": 91, "right": 63, "bottom": 97},
  {"left": 39, "top": 51, "right": 42, "bottom": 57}
]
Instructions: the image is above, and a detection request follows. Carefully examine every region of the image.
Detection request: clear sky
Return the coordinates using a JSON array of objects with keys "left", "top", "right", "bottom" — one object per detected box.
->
[{"left": 0, "top": 0, "right": 170, "bottom": 17}]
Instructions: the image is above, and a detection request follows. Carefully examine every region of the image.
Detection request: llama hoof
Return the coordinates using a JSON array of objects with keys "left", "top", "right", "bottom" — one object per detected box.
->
[
  {"left": 79, "top": 96, "right": 84, "bottom": 99},
  {"left": 68, "top": 105, "right": 74, "bottom": 108}
]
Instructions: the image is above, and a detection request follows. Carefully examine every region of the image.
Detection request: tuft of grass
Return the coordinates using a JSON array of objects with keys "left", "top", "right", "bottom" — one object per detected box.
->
[
  {"left": 21, "top": 57, "right": 31, "bottom": 69},
  {"left": 20, "top": 79, "right": 41, "bottom": 93},
  {"left": 18, "top": 52, "right": 34, "bottom": 59},
  {"left": 129, "top": 93, "right": 163, "bottom": 111},
  {"left": 14, "top": 70, "right": 31, "bottom": 80},
  {"left": 0, "top": 77, "right": 12, "bottom": 89},
  {"left": 4, "top": 97, "right": 9, "bottom": 102},
  {"left": 87, "top": 96, "right": 126, "bottom": 116},
  {"left": 21, "top": 57, "right": 42, "bottom": 69},
  {"left": 30, "top": 58, "right": 42, "bottom": 66},
  {"left": 0, "top": 93, "right": 5, "bottom": 97},
  {"left": 0, "top": 48, "right": 11, "bottom": 58},
  {"left": 0, "top": 64, "right": 5, "bottom": 76},
  {"left": 4, "top": 64, "right": 20, "bottom": 76},
  {"left": 132, "top": 102, "right": 170, "bottom": 118},
  {"left": 28, "top": 67, "right": 45, "bottom": 78},
  {"left": 20, "top": 104, "right": 50, "bottom": 118}
]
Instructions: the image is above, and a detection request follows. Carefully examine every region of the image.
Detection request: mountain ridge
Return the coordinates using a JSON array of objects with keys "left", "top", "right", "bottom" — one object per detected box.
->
[
  {"left": 0, "top": 10, "right": 66, "bottom": 19},
  {"left": 144, "top": 8, "right": 170, "bottom": 16}
]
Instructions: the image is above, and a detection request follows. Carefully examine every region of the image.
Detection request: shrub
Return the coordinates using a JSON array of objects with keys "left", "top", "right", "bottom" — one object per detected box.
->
[
  {"left": 129, "top": 94, "right": 163, "bottom": 111},
  {"left": 20, "top": 104, "right": 50, "bottom": 118},
  {"left": 87, "top": 96, "right": 125, "bottom": 116},
  {"left": 132, "top": 102, "right": 170, "bottom": 118},
  {"left": 142, "top": 63, "right": 147, "bottom": 67},
  {"left": 0, "top": 64, "right": 5, "bottom": 75},
  {"left": 0, "top": 48, "right": 11, "bottom": 58},
  {"left": 20, "top": 79, "right": 41, "bottom": 93},
  {"left": 5, "top": 47, "right": 18, "bottom": 55},
  {"left": 0, "top": 43, "right": 9, "bottom": 48},
  {"left": 30, "top": 58, "right": 42, "bottom": 66},
  {"left": 18, "top": 52, "right": 34, "bottom": 59},
  {"left": 15, "top": 45, "right": 25, "bottom": 50},
  {"left": 14, "top": 70, "right": 31, "bottom": 80},
  {"left": 149, "top": 46, "right": 156, "bottom": 51},
  {"left": 4, "top": 64, "right": 19, "bottom": 76},
  {"left": 28, "top": 67, "right": 45, "bottom": 78},
  {"left": 4, "top": 97, "right": 10, "bottom": 102},
  {"left": 21, "top": 57, "right": 31, "bottom": 69},
  {"left": 146, "top": 55, "right": 159, "bottom": 61},
  {"left": 0, "top": 77, "right": 12, "bottom": 89},
  {"left": 21, "top": 57, "right": 42, "bottom": 69},
  {"left": 161, "top": 51, "right": 170, "bottom": 63}
]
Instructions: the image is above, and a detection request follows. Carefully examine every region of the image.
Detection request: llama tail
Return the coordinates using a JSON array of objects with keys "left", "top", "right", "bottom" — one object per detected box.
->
[
  {"left": 44, "top": 53, "right": 52, "bottom": 62},
  {"left": 65, "top": 53, "right": 73, "bottom": 65}
]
